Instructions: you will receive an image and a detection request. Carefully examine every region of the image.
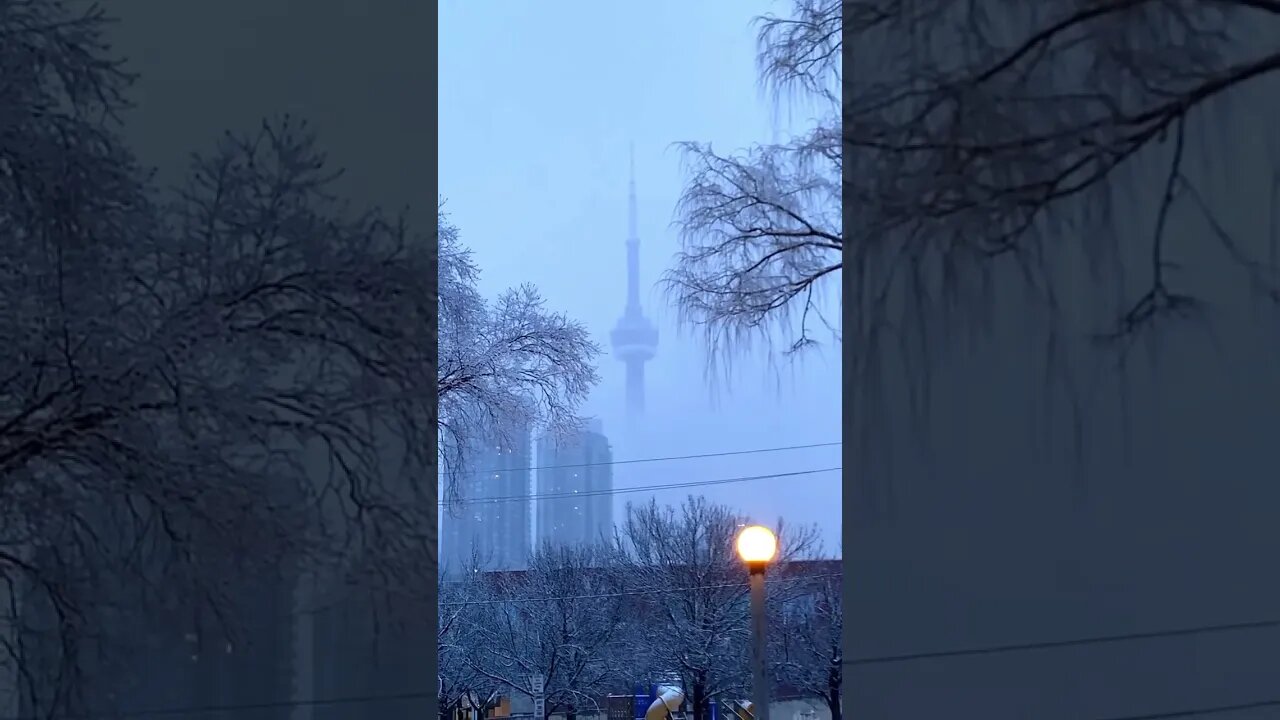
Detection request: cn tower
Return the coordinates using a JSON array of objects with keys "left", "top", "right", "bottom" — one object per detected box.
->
[{"left": 609, "top": 145, "right": 659, "bottom": 422}]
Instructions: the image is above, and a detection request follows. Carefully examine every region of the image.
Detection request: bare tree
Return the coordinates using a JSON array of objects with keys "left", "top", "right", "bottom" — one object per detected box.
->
[
  {"left": 466, "top": 542, "right": 631, "bottom": 720},
  {"left": 666, "top": 0, "right": 842, "bottom": 361},
  {"left": 614, "top": 497, "right": 820, "bottom": 720},
  {"left": 1, "top": 3, "right": 440, "bottom": 712},
  {"left": 769, "top": 570, "right": 842, "bottom": 720},
  {"left": 439, "top": 570, "right": 501, "bottom": 720},
  {"left": 437, "top": 210, "right": 599, "bottom": 499}
]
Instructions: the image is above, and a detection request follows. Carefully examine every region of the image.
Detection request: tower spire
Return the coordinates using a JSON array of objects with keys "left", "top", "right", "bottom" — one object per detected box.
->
[
  {"left": 624, "top": 143, "right": 641, "bottom": 315},
  {"left": 628, "top": 142, "right": 638, "bottom": 242}
]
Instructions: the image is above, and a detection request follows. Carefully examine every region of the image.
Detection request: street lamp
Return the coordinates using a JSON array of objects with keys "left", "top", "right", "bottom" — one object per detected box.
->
[{"left": 736, "top": 525, "right": 777, "bottom": 720}]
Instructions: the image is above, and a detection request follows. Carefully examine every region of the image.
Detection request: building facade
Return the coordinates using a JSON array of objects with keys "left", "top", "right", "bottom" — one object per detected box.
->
[
  {"left": 535, "top": 419, "right": 614, "bottom": 549},
  {"left": 442, "top": 426, "right": 534, "bottom": 574}
]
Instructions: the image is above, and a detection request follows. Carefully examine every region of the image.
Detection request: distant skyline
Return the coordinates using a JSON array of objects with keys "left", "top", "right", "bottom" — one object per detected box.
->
[{"left": 440, "top": 0, "right": 842, "bottom": 549}]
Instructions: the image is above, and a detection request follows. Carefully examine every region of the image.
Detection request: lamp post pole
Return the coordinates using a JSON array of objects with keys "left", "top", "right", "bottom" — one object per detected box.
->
[
  {"left": 748, "top": 564, "right": 769, "bottom": 720},
  {"left": 736, "top": 525, "right": 777, "bottom": 720}
]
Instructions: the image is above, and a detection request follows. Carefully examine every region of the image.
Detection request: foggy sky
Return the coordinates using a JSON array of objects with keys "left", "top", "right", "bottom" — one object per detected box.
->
[{"left": 440, "top": 1, "right": 842, "bottom": 550}]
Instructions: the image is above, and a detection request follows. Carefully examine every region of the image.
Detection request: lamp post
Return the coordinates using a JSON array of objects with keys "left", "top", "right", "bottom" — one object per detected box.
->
[{"left": 736, "top": 525, "right": 778, "bottom": 720}]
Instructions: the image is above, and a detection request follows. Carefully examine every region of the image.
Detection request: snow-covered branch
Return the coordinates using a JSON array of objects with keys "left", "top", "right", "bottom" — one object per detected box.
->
[
  {"left": 437, "top": 212, "right": 599, "bottom": 500},
  {"left": 612, "top": 497, "right": 822, "bottom": 720},
  {"left": 769, "top": 572, "right": 842, "bottom": 720},
  {"left": 464, "top": 543, "right": 632, "bottom": 719}
]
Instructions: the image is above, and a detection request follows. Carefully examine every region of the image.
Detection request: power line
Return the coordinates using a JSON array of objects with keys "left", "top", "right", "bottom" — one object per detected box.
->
[
  {"left": 439, "top": 466, "right": 841, "bottom": 506},
  {"left": 441, "top": 441, "right": 841, "bottom": 478},
  {"left": 1094, "top": 698, "right": 1280, "bottom": 719},
  {"left": 440, "top": 572, "right": 842, "bottom": 607},
  {"left": 844, "top": 617, "right": 1280, "bottom": 667}
]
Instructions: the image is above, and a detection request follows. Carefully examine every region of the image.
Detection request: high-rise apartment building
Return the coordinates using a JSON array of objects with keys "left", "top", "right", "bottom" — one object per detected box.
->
[
  {"left": 535, "top": 419, "right": 614, "bottom": 549},
  {"left": 441, "top": 427, "right": 533, "bottom": 574}
]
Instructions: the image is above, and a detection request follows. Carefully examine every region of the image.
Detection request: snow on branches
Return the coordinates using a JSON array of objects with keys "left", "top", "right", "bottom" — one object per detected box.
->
[
  {"left": 437, "top": 211, "right": 599, "bottom": 499},
  {"left": 461, "top": 543, "right": 632, "bottom": 720},
  {"left": 613, "top": 497, "right": 823, "bottom": 720},
  {"left": 438, "top": 498, "right": 837, "bottom": 720}
]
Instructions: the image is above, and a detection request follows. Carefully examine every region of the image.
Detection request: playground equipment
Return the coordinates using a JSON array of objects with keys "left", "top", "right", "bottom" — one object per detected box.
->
[
  {"left": 643, "top": 687, "right": 756, "bottom": 720},
  {"left": 644, "top": 686, "right": 685, "bottom": 720}
]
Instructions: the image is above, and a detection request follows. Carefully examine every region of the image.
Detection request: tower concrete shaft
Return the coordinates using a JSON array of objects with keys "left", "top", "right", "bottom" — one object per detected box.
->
[{"left": 610, "top": 144, "right": 658, "bottom": 422}]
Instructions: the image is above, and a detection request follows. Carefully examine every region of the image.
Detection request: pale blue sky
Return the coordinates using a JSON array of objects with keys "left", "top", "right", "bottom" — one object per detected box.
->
[{"left": 440, "top": 1, "right": 841, "bottom": 549}]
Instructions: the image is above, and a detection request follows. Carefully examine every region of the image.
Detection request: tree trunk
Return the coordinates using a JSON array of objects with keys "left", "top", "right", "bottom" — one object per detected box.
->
[
  {"left": 826, "top": 683, "right": 841, "bottom": 720},
  {"left": 690, "top": 680, "right": 707, "bottom": 720},
  {"left": 567, "top": 705, "right": 577, "bottom": 720}
]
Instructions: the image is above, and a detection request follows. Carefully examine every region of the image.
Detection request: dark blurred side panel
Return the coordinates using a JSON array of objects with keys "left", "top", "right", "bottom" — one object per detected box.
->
[
  {"left": 5, "top": 2, "right": 437, "bottom": 720},
  {"left": 842, "top": 4, "right": 1280, "bottom": 719}
]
